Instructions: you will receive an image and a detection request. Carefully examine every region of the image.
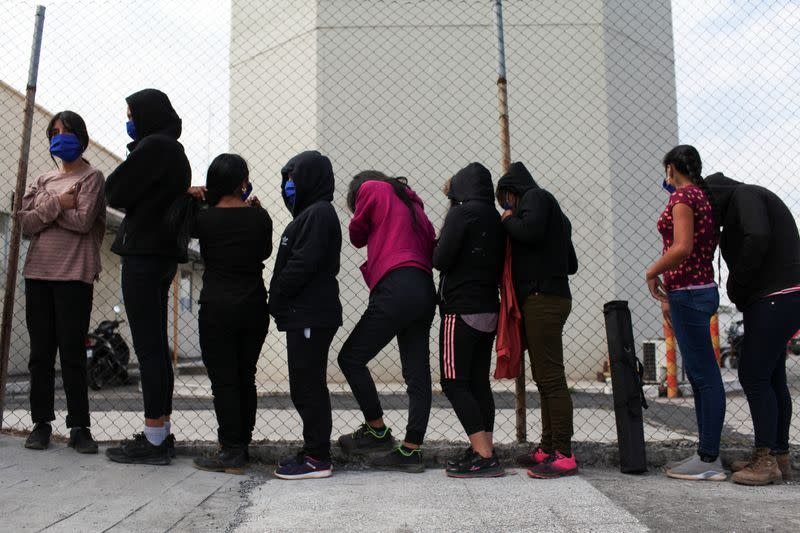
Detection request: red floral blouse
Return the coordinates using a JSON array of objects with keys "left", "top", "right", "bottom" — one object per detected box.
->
[{"left": 657, "top": 185, "right": 718, "bottom": 291}]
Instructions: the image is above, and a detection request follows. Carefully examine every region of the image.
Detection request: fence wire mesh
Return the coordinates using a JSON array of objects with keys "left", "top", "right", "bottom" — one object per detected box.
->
[{"left": 1, "top": 0, "right": 798, "bottom": 450}]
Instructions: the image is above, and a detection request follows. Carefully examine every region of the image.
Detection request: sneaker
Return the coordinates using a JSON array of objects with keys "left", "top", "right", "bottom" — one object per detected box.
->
[
  {"left": 69, "top": 427, "right": 99, "bottom": 454},
  {"left": 371, "top": 446, "right": 425, "bottom": 473},
  {"left": 105, "top": 433, "right": 171, "bottom": 466},
  {"left": 338, "top": 424, "right": 395, "bottom": 454},
  {"left": 446, "top": 446, "right": 475, "bottom": 470},
  {"left": 274, "top": 455, "right": 333, "bottom": 480},
  {"left": 516, "top": 447, "right": 550, "bottom": 468},
  {"left": 194, "top": 446, "right": 247, "bottom": 475},
  {"left": 527, "top": 451, "right": 578, "bottom": 479},
  {"left": 166, "top": 433, "right": 177, "bottom": 458},
  {"left": 665, "top": 454, "right": 726, "bottom": 481},
  {"left": 665, "top": 453, "right": 697, "bottom": 471},
  {"left": 447, "top": 451, "right": 504, "bottom": 478},
  {"left": 24, "top": 422, "right": 52, "bottom": 450},
  {"left": 278, "top": 450, "right": 306, "bottom": 468}
]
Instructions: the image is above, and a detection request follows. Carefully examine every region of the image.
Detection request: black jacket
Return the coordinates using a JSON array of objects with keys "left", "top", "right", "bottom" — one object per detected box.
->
[
  {"left": 706, "top": 173, "right": 800, "bottom": 310},
  {"left": 106, "top": 89, "right": 192, "bottom": 260},
  {"left": 433, "top": 163, "right": 504, "bottom": 314},
  {"left": 497, "top": 162, "right": 578, "bottom": 301},
  {"left": 269, "top": 151, "right": 343, "bottom": 331}
]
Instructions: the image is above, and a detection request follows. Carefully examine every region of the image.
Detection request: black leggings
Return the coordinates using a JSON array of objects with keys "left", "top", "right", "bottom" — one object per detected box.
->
[
  {"left": 121, "top": 256, "right": 176, "bottom": 420},
  {"left": 26, "top": 279, "right": 93, "bottom": 428},
  {"left": 738, "top": 291, "right": 800, "bottom": 452},
  {"left": 338, "top": 267, "right": 436, "bottom": 445},
  {"left": 199, "top": 301, "right": 268, "bottom": 447},
  {"left": 440, "top": 314, "right": 495, "bottom": 435}
]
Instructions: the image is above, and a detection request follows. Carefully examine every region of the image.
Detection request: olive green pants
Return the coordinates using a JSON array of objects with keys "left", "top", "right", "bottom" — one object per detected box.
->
[{"left": 523, "top": 293, "right": 574, "bottom": 455}]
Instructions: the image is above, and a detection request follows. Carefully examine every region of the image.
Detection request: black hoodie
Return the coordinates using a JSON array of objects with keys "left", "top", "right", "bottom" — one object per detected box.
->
[
  {"left": 268, "top": 151, "right": 343, "bottom": 331},
  {"left": 497, "top": 162, "right": 578, "bottom": 301},
  {"left": 433, "top": 163, "right": 505, "bottom": 314},
  {"left": 106, "top": 89, "right": 192, "bottom": 260},
  {"left": 706, "top": 172, "right": 800, "bottom": 310}
]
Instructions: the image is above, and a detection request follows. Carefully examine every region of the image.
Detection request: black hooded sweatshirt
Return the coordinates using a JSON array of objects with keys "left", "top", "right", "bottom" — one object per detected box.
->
[
  {"left": 269, "top": 151, "right": 343, "bottom": 331},
  {"left": 496, "top": 162, "right": 578, "bottom": 301},
  {"left": 433, "top": 163, "right": 505, "bottom": 315},
  {"left": 706, "top": 172, "right": 800, "bottom": 310},
  {"left": 106, "top": 89, "right": 192, "bottom": 260}
]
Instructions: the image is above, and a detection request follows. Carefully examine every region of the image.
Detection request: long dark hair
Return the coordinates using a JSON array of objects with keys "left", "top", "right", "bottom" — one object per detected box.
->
[
  {"left": 46, "top": 110, "right": 90, "bottom": 165},
  {"left": 205, "top": 153, "right": 249, "bottom": 206},
  {"left": 347, "top": 170, "right": 417, "bottom": 225},
  {"left": 662, "top": 145, "right": 719, "bottom": 230}
]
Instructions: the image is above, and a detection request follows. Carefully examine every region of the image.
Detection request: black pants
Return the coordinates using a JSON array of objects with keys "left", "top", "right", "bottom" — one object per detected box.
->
[
  {"left": 199, "top": 301, "right": 268, "bottom": 447},
  {"left": 287, "top": 327, "right": 337, "bottom": 460},
  {"left": 523, "top": 293, "right": 574, "bottom": 455},
  {"left": 338, "top": 267, "right": 436, "bottom": 445},
  {"left": 121, "top": 256, "right": 177, "bottom": 420},
  {"left": 26, "top": 279, "right": 93, "bottom": 428},
  {"left": 738, "top": 291, "right": 800, "bottom": 452},
  {"left": 440, "top": 314, "right": 495, "bottom": 436}
]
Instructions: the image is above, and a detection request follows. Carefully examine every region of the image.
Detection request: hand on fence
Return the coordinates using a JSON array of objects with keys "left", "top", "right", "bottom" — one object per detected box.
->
[{"left": 187, "top": 186, "right": 207, "bottom": 201}]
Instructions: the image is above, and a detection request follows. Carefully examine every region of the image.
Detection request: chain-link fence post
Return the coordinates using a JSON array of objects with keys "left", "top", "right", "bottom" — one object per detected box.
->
[{"left": 0, "top": 5, "right": 45, "bottom": 429}]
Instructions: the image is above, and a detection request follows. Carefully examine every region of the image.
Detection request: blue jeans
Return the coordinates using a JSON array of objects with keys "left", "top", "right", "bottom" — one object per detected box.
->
[{"left": 668, "top": 287, "right": 724, "bottom": 457}]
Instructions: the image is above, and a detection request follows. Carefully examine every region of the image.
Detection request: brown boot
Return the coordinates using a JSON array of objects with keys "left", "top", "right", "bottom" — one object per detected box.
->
[
  {"left": 775, "top": 453, "right": 793, "bottom": 482},
  {"left": 730, "top": 448, "right": 761, "bottom": 472},
  {"left": 732, "top": 449, "right": 783, "bottom": 486}
]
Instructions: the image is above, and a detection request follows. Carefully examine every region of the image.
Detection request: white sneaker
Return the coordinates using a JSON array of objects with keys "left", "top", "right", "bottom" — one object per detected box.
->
[{"left": 666, "top": 455, "right": 726, "bottom": 481}]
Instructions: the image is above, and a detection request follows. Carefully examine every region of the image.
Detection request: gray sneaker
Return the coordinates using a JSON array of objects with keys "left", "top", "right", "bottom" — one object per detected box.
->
[
  {"left": 664, "top": 453, "right": 696, "bottom": 470},
  {"left": 666, "top": 455, "right": 726, "bottom": 481}
]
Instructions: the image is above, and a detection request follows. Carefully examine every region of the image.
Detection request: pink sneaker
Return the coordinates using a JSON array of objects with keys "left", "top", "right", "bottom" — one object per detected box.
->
[
  {"left": 516, "top": 447, "right": 550, "bottom": 467},
  {"left": 527, "top": 451, "right": 578, "bottom": 479}
]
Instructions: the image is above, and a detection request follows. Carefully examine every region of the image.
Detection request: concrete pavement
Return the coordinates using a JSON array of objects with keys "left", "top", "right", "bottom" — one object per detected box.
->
[{"left": 2, "top": 433, "right": 799, "bottom": 532}]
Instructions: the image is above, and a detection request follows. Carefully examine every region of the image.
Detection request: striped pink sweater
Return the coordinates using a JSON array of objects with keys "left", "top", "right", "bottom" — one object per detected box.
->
[{"left": 17, "top": 166, "right": 106, "bottom": 284}]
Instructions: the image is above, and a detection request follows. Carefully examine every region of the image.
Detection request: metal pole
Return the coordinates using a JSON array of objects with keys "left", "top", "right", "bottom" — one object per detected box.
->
[
  {"left": 0, "top": 6, "right": 46, "bottom": 430},
  {"left": 494, "top": 0, "right": 525, "bottom": 443}
]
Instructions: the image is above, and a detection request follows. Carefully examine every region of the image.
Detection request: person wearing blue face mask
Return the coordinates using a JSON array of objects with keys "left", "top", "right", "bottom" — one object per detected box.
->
[
  {"left": 105, "top": 89, "right": 191, "bottom": 466},
  {"left": 16, "top": 111, "right": 106, "bottom": 454}
]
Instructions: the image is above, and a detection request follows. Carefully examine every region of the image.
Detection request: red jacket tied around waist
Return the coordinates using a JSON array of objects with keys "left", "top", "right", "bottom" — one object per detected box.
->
[
  {"left": 495, "top": 238, "right": 525, "bottom": 379},
  {"left": 349, "top": 180, "right": 436, "bottom": 290}
]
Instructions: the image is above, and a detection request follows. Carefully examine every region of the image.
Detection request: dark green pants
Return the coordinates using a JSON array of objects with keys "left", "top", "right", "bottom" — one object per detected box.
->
[{"left": 523, "top": 293, "right": 573, "bottom": 455}]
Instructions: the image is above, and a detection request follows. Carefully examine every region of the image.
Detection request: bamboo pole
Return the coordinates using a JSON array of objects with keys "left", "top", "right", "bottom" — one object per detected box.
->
[{"left": 0, "top": 6, "right": 46, "bottom": 429}]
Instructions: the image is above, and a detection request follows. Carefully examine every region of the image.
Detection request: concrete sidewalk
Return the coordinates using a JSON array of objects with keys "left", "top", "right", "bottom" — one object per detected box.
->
[{"left": 2, "top": 433, "right": 799, "bottom": 532}]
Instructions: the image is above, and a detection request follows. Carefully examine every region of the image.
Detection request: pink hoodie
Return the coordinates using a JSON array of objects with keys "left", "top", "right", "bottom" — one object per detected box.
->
[{"left": 349, "top": 180, "right": 436, "bottom": 291}]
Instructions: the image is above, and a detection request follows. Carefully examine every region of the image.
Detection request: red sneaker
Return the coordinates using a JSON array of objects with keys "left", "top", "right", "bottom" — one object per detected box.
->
[
  {"left": 515, "top": 447, "right": 550, "bottom": 467},
  {"left": 527, "top": 451, "right": 578, "bottom": 479}
]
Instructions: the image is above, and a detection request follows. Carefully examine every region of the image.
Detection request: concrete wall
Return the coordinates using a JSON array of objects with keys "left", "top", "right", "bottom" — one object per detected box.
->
[
  {"left": 0, "top": 80, "right": 203, "bottom": 378},
  {"left": 229, "top": 0, "right": 678, "bottom": 382}
]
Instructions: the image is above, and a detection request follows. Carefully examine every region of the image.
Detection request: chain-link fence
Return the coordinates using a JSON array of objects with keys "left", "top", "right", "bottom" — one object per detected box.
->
[{"left": 1, "top": 0, "right": 798, "bottom": 450}]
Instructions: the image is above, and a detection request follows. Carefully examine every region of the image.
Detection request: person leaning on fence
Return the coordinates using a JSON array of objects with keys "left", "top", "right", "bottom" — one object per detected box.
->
[
  {"left": 433, "top": 163, "right": 506, "bottom": 478},
  {"left": 705, "top": 173, "right": 800, "bottom": 486},
  {"left": 336, "top": 171, "right": 437, "bottom": 473},
  {"left": 181, "top": 154, "right": 272, "bottom": 475},
  {"left": 495, "top": 162, "right": 579, "bottom": 479},
  {"left": 269, "top": 151, "right": 343, "bottom": 480},
  {"left": 104, "top": 89, "right": 192, "bottom": 466},
  {"left": 16, "top": 111, "right": 106, "bottom": 454},
  {"left": 646, "top": 145, "right": 726, "bottom": 481}
]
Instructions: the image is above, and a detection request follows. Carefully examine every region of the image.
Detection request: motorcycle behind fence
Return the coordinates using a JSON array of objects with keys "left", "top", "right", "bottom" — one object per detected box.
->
[{"left": 85, "top": 305, "right": 131, "bottom": 390}]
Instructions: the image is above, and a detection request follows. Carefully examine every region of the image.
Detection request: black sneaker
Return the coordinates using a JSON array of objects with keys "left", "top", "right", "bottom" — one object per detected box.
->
[
  {"left": 446, "top": 446, "right": 474, "bottom": 470},
  {"left": 69, "top": 427, "right": 99, "bottom": 454},
  {"left": 166, "top": 433, "right": 176, "bottom": 458},
  {"left": 371, "top": 446, "right": 425, "bottom": 473},
  {"left": 105, "top": 433, "right": 170, "bottom": 465},
  {"left": 338, "top": 424, "right": 395, "bottom": 454},
  {"left": 24, "top": 422, "right": 52, "bottom": 450},
  {"left": 446, "top": 451, "right": 504, "bottom": 478},
  {"left": 193, "top": 446, "right": 247, "bottom": 475}
]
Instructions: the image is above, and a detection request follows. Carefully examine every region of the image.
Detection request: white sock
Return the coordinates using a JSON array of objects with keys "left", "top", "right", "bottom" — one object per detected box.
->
[
  {"left": 144, "top": 425, "right": 166, "bottom": 446},
  {"left": 164, "top": 421, "right": 172, "bottom": 436}
]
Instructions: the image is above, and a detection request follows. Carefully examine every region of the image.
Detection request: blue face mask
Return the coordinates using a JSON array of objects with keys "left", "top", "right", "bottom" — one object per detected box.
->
[
  {"left": 662, "top": 179, "right": 676, "bottom": 194},
  {"left": 241, "top": 182, "right": 253, "bottom": 201},
  {"left": 501, "top": 202, "right": 513, "bottom": 210},
  {"left": 284, "top": 178, "right": 296, "bottom": 206},
  {"left": 126, "top": 120, "right": 137, "bottom": 141},
  {"left": 49, "top": 133, "right": 83, "bottom": 162}
]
